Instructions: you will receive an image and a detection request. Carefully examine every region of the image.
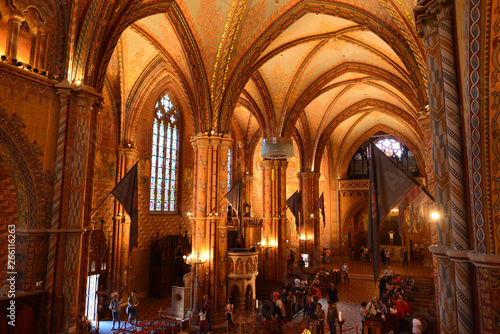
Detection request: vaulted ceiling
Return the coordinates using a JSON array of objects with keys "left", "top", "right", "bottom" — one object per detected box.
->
[{"left": 101, "top": 0, "right": 427, "bottom": 172}]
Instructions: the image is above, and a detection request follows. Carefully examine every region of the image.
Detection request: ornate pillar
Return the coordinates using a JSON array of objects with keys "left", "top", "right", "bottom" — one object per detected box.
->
[
  {"left": 298, "top": 171, "right": 321, "bottom": 266},
  {"left": 5, "top": 12, "right": 23, "bottom": 60},
  {"left": 190, "top": 134, "right": 232, "bottom": 312},
  {"left": 243, "top": 173, "right": 255, "bottom": 247},
  {"left": 416, "top": 1, "right": 473, "bottom": 333},
  {"left": 259, "top": 159, "right": 288, "bottom": 281},
  {"left": 111, "top": 148, "right": 125, "bottom": 293},
  {"left": 121, "top": 148, "right": 138, "bottom": 292},
  {"left": 46, "top": 81, "right": 101, "bottom": 333}
]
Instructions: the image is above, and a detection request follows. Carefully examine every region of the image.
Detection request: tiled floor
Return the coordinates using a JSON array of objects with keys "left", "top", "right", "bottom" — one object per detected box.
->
[{"left": 95, "top": 259, "right": 433, "bottom": 333}]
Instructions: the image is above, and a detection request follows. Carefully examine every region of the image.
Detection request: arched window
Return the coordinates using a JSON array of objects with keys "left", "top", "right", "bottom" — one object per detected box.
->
[
  {"left": 227, "top": 148, "right": 232, "bottom": 190},
  {"left": 346, "top": 135, "right": 419, "bottom": 179},
  {"left": 150, "top": 93, "right": 179, "bottom": 212}
]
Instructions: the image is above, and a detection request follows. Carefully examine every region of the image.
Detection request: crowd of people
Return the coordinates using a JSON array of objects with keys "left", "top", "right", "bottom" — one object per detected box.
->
[
  {"left": 256, "top": 268, "right": 347, "bottom": 333},
  {"left": 359, "top": 266, "right": 422, "bottom": 334}
]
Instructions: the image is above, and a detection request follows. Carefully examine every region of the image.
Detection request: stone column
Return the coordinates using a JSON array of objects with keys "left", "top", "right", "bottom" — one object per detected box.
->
[
  {"left": 35, "top": 27, "right": 48, "bottom": 69},
  {"left": 243, "top": 173, "right": 255, "bottom": 247},
  {"left": 111, "top": 148, "right": 125, "bottom": 293},
  {"left": 46, "top": 81, "right": 101, "bottom": 333},
  {"left": 190, "top": 134, "right": 232, "bottom": 312},
  {"left": 259, "top": 159, "right": 288, "bottom": 281},
  {"left": 122, "top": 148, "right": 138, "bottom": 292},
  {"left": 216, "top": 138, "right": 231, "bottom": 310},
  {"left": 416, "top": 1, "right": 473, "bottom": 333},
  {"left": 5, "top": 12, "right": 23, "bottom": 60},
  {"left": 298, "top": 171, "right": 321, "bottom": 266}
]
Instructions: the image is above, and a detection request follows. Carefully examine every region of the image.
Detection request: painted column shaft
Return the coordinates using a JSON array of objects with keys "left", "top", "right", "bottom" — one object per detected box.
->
[{"left": 6, "top": 14, "right": 22, "bottom": 60}]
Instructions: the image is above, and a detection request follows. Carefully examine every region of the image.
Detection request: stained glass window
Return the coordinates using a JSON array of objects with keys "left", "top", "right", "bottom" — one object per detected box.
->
[
  {"left": 375, "top": 138, "right": 402, "bottom": 158},
  {"left": 227, "top": 148, "right": 232, "bottom": 190},
  {"left": 150, "top": 93, "right": 179, "bottom": 212}
]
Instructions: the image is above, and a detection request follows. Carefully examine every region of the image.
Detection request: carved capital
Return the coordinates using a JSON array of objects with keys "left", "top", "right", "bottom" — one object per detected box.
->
[
  {"left": 298, "top": 171, "right": 321, "bottom": 180},
  {"left": 258, "top": 159, "right": 275, "bottom": 170},
  {"left": 415, "top": 12, "right": 437, "bottom": 38},
  {"left": 75, "top": 93, "right": 97, "bottom": 108},
  {"left": 434, "top": 0, "right": 453, "bottom": 20},
  {"left": 8, "top": 11, "right": 24, "bottom": 24},
  {"left": 211, "top": 138, "right": 221, "bottom": 150},
  {"left": 219, "top": 138, "right": 233, "bottom": 151},
  {"left": 191, "top": 136, "right": 210, "bottom": 150},
  {"left": 124, "top": 148, "right": 138, "bottom": 159},
  {"left": 415, "top": 0, "right": 453, "bottom": 38},
  {"left": 276, "top": 159, "right": 289, "bottom": 170}
]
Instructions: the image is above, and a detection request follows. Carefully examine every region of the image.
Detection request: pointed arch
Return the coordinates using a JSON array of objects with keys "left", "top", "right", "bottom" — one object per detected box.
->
[{"left": 219, "top": 0, "right": 427, "bottom": 132}]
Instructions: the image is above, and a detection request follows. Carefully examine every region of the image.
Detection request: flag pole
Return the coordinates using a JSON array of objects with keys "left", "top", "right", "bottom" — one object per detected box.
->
[
  {"left": 91, "top": 192, "right": 113, "bottom": 217},
  {"left": 369, "top": 141, "right": 435, "bottom": 202}
]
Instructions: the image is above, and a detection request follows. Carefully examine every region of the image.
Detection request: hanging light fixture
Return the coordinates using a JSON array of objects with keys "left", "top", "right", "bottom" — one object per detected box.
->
[{"left": 261, "top": 137, "right": 294, "bottom": 159}]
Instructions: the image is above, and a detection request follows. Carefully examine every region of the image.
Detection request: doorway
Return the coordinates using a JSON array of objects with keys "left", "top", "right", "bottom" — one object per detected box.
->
[{"left": 85, "top": 273, "right": 100, "bottom": 323}]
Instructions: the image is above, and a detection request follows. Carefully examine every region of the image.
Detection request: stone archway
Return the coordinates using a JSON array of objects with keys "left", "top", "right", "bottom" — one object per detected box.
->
[
  {"left": 0, "top": 109, "right": 51, "bottom": 292},
  {"left": 341, "top": 198, "right": 368, "bottom": 256}
]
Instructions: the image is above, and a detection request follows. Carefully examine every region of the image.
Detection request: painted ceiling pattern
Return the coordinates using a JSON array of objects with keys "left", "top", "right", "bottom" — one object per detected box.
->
[{"left": 98, "top": 0, "right": 427, "bottom": 172}]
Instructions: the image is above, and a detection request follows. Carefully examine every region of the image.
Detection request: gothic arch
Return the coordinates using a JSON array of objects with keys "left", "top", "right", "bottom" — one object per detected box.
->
[
  {"left": 341, "top": 197, "right": 369, "bottom": 253},
  {"left": 125, "top": 57, "right": 195, "bottom": 144},
  {"left": 219, "top": 0, "right": 426, "bottom": 132},
  {"left": 337, "top": 124, "right": 427, "bottom": 179},
  {"left": 0, "top": 108, "right": 52, "bottom": 228},
  {"left": 75, "top": 1, "right": 210, "bottom": 132}
]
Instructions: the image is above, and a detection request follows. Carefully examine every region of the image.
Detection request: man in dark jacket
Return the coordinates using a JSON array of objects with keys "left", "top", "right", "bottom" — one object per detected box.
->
[
  {"left": 379, "top": 276, "right": 387, "bottom": 298},
  {"left": 327, "top": 283, "right": 339, "bottom": 306},
  {"left": 303, "top": 295, "right": 315, "bottom": 329}
]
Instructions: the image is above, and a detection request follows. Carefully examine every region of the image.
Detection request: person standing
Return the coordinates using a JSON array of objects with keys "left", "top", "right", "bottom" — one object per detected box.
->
[
  {"left": 325, "top": 248, "right": 331, "bottom": 264},
  {"left": 412, "top": 315, "right": 423, "bottom": 334},
  {"left": 396, "top": 299, "right": 412, "bottom": 333},
  {"left": 110, "top": 294, "right": 121, "bottom": 330},
  {"left": 294, "top": 275, "right": 301, "bottom": 288},
  {"left": 199, "top": 307, "right": 208, "bottom": 334},
  {"left": 403, "top": 249, "right": 409, "bottom": 266},
  {"left": 127, "top": 290, "right": 139, "bottom": 324},
  {"left": 203, "top": 294, "right": 212, "bottom": 332},
  {"left": 341, "top": 263, "right": 350, "bottom": 284},
  {"left": 379, "top": 276, "right": 387, "bottom": 299},
  {"left": 384, "top": 266, "right": 394, "bottom": 280},
  {"left": 327, "top": 283, "right": 339, "bottom": 306},
  {"left": 303, "top": 295, "right": 315, "bottom": 329},
  {"left": 327, "top": 300, "right": 338, "bottom": 334},
  {"left": 385, "top": 249, "right": 391, "bottom": 266},
  {"left": 225, "top": 298, "right": 235, "bottom": 327},
  {"left": 275, "top": 294, "right": 285, "bottom": 332},
  {"left": 366, "top": 296, "right": 379, "bottom": 317},
  {"left": 360, "top": 302, "right": 368, "bottom": 332},
  {"left": 315, "top": 303, "right": 326, "bottom": 334},
  {"left": 381, "top": 247, "right": 386, "bottom": 265},
  {"left": 311, "top": 284, "right": 321, "bottom": 306}
]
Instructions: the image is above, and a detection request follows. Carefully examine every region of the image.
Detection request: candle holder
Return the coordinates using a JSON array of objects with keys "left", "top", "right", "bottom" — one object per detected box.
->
[{"left": 338, "top": 319, "right": 345, "bottom": 333}]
